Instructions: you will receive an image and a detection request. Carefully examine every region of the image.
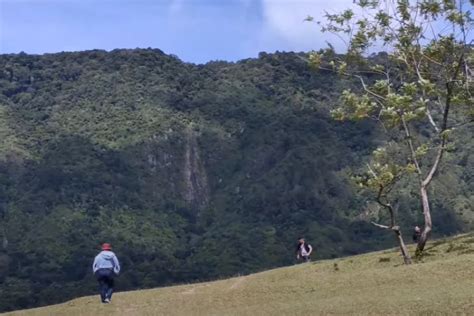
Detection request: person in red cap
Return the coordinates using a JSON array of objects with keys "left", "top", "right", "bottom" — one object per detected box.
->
[{"left": 92, "top": 243, "right": 121, "bottom": 303}]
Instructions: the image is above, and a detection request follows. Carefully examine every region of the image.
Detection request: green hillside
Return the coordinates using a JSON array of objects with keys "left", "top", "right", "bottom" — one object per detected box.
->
[
  {"left": 0, "top": 49, "right": 472, "bottom": 311},
  {"left": 6, "top": 233, "right": 474, "bottom": 316}
]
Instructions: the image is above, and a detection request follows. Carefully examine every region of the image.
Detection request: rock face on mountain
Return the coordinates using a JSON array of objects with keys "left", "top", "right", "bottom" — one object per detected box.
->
[
  {"left": 0, "top": 49, "right": 471, "bottom": 312},
  {"left": 182, "top": 127, "right": 210, "bottom": 210}
]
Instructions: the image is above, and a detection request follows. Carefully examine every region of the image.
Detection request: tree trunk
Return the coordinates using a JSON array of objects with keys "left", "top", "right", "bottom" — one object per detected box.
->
[
  {"left": 416, "top": 185, "right": 432, "bottom": 255},
  {"left": 372, "top": 222, "right": 412, "bottom": 264},
  {"left": 393, "top": 227, "right": 412, "bottom": 264}
]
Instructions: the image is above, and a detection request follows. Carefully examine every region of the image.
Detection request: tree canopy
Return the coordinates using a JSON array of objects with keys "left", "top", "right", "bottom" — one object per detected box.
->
[{"left": 311, "top": 0, "right": 473, "bottom": 262}]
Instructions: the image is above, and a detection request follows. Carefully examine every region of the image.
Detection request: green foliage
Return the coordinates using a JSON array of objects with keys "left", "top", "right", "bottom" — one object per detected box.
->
[
  {"left": 0, "top": 48, "right": 471, "bottom": 312},
  {"left": 316, "top": 0, "right": 473, "bottom": 249}
]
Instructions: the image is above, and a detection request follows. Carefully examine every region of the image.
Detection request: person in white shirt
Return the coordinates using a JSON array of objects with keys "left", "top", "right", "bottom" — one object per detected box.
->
[
  {"left": 296, "top": 237, "right": 313, "bottom": 262},
  {"left": 92, "top": 243, "right": 120, "bottom": 303}
]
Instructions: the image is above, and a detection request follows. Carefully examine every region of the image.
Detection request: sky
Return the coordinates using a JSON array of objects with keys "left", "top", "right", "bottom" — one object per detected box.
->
[
  {"left": 1, "top": 0, "right": 471, "bottom": 64},
  {"left": 0, "top": 0, "right": 356, "bottom": 63}
]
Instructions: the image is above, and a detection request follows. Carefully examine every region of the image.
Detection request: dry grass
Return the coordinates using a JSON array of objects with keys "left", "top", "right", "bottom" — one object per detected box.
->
[{"left": 6, "top": 233, "right": 474, "bottom": 316}]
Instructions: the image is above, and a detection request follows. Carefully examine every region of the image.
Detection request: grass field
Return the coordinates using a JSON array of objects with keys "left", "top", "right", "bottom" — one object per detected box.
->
[{"left": 6, "top": 233, "right": 474, "bottom": 316}]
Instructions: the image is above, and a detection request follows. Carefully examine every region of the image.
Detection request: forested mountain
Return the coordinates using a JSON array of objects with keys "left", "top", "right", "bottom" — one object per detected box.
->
[{"left": 0, "top": 49, "right": 472, "bottom": 311}]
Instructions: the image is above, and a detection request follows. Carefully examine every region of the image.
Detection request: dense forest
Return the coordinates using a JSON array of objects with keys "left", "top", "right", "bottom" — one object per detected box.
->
[{"left": 0, "top": 49, "right": 472, "bottom": 312}]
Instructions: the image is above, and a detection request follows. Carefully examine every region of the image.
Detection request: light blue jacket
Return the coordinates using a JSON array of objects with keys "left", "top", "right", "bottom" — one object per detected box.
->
[{"left": 92, "top": 251, "right": 120, "bottom": 275}]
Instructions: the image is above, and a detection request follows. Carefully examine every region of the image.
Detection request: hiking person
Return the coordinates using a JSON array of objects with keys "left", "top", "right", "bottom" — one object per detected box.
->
[
  {"left": 413, "top": 226, "right": 422, "bottom": 243},
  {"left": 92, "top": 243, "right": 120, "bottom": 303},
  {"left": 296, "top": 237, "right": 313, "bottom": 262}
]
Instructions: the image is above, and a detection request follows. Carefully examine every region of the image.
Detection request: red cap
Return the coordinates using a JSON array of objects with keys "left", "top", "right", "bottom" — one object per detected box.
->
[{"left": 102, "top": 243, "right": 112, "bottom": 251}]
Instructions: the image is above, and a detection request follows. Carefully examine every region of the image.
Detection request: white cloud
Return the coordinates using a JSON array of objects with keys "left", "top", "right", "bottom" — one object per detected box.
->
[{"left": 259, "top": 0, "right": 358, "bottom": 51}]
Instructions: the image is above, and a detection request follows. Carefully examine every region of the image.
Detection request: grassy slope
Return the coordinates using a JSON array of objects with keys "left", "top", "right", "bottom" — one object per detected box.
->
[{"left": 7, "top": 233, "right": 474, "bottom": 316}]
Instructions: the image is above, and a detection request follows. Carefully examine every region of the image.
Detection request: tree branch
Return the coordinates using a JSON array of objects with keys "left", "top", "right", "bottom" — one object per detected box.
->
[
  {"left": 422, "top": 49, "right": 464, "bottom": 187},
  {"left": 375, "top": 185, "right": 395, "bottom": 228},
  {"left": 354, "top": 74, "right": 387, "bottom": 101},
  {"left": 425, "top": 106, "right": 440, "bottom": 133},
  {"left": 441, "top": 46, "right": 465, "bottom": 131},
  {"left": 411, "top": 47, "right": 441, "bottom": 134},
  {"left": 315, "top": 64, "right": 387, "bottom": 104},
  {"left": 370, "top": 221, "right": 401, "bottom": 232},
  {"left": 401, "top": 115, "right": 422, "bottom": 176},
  {"left": 422, "top": 138, "right": 446, "bottom": 187},
  {"left": 371, "top": 221, "right": 391, "bottom": 229},
  {"left": 366, "top": 163, "right": 377, "bottom": 178}
]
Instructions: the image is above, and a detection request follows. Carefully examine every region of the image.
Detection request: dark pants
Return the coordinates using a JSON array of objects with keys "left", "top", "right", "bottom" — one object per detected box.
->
[
  {"left": 95, "top": 269, "right": 115, "bottom": 302},
  {"left": 299, "top": 255, "right": 310, "bottom": 263}
]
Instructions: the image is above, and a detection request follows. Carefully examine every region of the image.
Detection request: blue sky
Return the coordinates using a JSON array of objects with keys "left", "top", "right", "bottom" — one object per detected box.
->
[
  {"left": 1, "top": 1, "right": 471, "bottom": 64},
  {"left": 0, "top": 0, "right": 353, "bottom": 63}
]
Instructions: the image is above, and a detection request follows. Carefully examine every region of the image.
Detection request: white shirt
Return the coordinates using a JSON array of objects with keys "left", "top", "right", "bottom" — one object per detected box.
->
[{"left": 300, "top": 244, "right": 310, "bottom": 256}]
